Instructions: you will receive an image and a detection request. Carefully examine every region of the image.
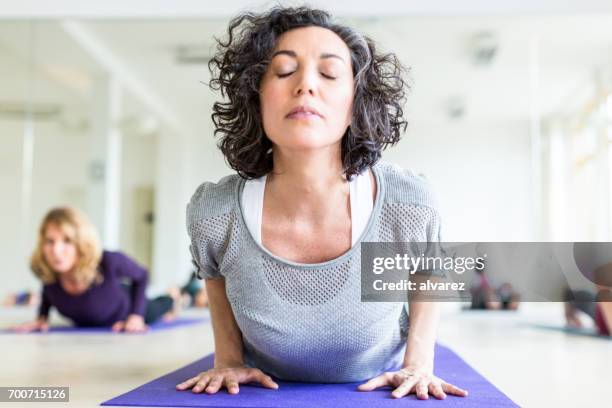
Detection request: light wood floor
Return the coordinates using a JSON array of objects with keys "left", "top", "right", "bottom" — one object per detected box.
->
[{"left": 0, "top": 303, "right": 609, "bottom": 407}]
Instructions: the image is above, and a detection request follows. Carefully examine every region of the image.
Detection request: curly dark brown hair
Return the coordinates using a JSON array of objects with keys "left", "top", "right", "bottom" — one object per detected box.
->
[{"left": 209, "top": 5, "right": 408, "bottom": 180}]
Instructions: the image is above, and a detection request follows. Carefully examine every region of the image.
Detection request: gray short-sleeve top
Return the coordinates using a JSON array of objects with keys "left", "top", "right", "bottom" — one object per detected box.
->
[{"left": 186, "top": 161, "right": 442, "bottom": 382}]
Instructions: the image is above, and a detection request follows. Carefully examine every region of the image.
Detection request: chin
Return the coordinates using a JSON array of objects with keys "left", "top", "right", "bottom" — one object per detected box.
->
[
  {"left": 277, "top": 132, "right": 340, "bottom": 151},
  {"left": 53, "top": 264, "right": 71, "bottom": 274}
]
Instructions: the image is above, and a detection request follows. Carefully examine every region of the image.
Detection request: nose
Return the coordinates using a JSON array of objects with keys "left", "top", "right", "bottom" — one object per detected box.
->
[
  {"left": 293, "top": 66, "right": 318, "bottom": 97},
  {"left": 52, "top": 241, "right": 65, "bottom": 258}
]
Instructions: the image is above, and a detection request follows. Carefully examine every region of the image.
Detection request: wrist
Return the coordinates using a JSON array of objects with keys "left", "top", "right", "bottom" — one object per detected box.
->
[
  {"left": 214, "top": 349, "right": 244, "bottom": 369},
  {"left": 401, "top": 361, "right": 433, "bottom": 374},
  {"left": 213, "top": 359, "right": 245, "bottom": 369},
  {"left": 403, "top": 351, "right": 434, "bottom": 373}
]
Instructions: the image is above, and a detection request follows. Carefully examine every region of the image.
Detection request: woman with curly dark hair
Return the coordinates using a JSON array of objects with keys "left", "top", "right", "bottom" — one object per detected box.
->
[{"left": 176, "top": 6, "right": 468, "bottom": 401}]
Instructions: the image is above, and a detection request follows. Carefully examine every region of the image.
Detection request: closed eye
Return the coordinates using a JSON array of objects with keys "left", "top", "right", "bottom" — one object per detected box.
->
[
  {"left": 321, "top": 73, "right": 336, "bottom": 80},
  {"left": 277, "top": 72, "right": 294, "bottom": 78}
]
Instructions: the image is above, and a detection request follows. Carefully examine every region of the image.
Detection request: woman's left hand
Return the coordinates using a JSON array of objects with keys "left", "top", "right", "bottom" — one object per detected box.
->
[
  {"left": 357, "top": 366, "right": 468, "bottom": 400},
  {"left": 112, "top": 314, "right": 148, "bottom": 333}
]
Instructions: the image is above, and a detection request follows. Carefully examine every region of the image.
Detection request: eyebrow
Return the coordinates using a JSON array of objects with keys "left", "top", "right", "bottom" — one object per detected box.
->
[{"left": 271, "top": 49, "right": 345, "bottom": 63}]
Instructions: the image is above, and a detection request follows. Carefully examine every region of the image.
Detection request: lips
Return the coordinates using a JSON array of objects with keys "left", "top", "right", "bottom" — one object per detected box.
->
[{"left": 286, "top": 105, "right": 322, "bottom": 119}]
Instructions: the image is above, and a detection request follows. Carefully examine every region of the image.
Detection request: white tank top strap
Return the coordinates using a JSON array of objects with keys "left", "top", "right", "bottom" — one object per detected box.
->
[
  {"left": 241, "top": 170, "right": 373, "bottom": 246},
  {"left": 349, "top": 169, "right": 374, "bottom": 245},
  {"left": 241, "top": 174, "right": 267, "bottom": 244}
]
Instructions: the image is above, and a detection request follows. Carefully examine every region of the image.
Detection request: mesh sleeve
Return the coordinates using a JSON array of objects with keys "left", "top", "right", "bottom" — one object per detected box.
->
[
  {"left": 186, "top": 179, "right": 237, "bottom": 281},
  {"left": 188, "top": 219, "right": 223, "bottom": 280},
  {"left": 421, "top": 207, "right": 447, "bottom": 279}
]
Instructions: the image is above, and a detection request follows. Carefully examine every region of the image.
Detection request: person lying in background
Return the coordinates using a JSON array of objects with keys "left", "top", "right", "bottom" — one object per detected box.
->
[
  {"left": 166, "top": 272, "right": 209, "bottom": 309},
  {"left": 470, "top": 261, "right": 519, "bottom": 310},
  {"left": 2, "top": 291, "right": 39, "bottom": 307},
  {"left": 564, "top": 287, "right": 612, "bottom": 336},
  {"left": 12, "top": 207, "right": 177, "bottom": 333},
  {"left": 178, "top": 272, "right": 209, "bottom": 308}
]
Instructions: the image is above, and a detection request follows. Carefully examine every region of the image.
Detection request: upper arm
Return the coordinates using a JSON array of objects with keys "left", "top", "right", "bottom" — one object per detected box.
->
[
  {"left": 186, "top": 176, "right": 240, "bottom": 281},
  {"left": 108, "top": 252, "right": 148, "bottom": 282}
]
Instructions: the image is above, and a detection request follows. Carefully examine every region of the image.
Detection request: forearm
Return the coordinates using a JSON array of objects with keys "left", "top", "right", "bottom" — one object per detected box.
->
[
  {"left": 37, "top": 289, "right": 51, "bottom": 319},
  {"left": 596, "top": 285, "right": 612, "bottom": 334},
  {"left": 403, "top": 300, "right": 440, "bottom": 371},
  {"left": 206, "top": 278, "right": 245, "bottom": 367}
]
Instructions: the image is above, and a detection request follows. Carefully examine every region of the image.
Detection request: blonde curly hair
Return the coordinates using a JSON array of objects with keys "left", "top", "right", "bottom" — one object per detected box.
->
[{"left": 30, "top": 207, "right": 102, "bottom": 285}]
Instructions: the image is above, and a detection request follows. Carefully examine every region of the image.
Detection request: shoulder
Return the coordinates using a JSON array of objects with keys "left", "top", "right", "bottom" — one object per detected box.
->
[
  {"left": 100, "top": 250, "right": 127, "bottom": 264},
  {"left": 374, "top": 161, "right": 438, "bottom": 210},
  {"left": 99, "top": 250, "right": 138, "bottom": 271},
  {"left": 187, "top": 173, "right": 242, "bottom": 227}
]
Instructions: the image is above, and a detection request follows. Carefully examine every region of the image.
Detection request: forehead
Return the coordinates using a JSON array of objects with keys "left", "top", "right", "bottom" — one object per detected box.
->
[
  {"left": 273, "top": 26, "right": 351, "bottom": 61},
  {"left": 45, "top": 221, "right": 75, "bottom": 238}
]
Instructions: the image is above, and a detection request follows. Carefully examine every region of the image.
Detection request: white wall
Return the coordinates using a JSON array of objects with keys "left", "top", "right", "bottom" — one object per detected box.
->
[
  {"left": 119, "top": 132, "right": 156, "bottom": 265},
  {"left": 383, "top": 119, "right": 534, "bottom": 241},
  {"left": 0, "top": 119, "right": 90, "bottom": 293},
  {"left": 0, "top": 120, "right": 32, "bottom": 293},
  {"left": 0, "top": 119, "right": 163, "bottom": 295}
]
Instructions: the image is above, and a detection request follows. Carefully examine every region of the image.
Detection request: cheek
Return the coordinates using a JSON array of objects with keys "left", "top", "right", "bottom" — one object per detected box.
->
[
  {"left": 42, "top": 244, "right": 52, "bottom": 258},
  {"left": 328, "top": 85, "right": 354, "bottom": 124},
  {"left": 261, "top": 86, "right": 284, "bottom": 119},
  {"left": 62, "top": 244, "right": 78, "bottom": 263}
]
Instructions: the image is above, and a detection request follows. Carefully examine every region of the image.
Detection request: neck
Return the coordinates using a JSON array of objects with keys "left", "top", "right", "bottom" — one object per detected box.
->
[
  {"left": 58, "top": 268, "right": 79, "bottom": 283},
  {"left": 268, "top": 146, "right": 348, "bottom": 215}
]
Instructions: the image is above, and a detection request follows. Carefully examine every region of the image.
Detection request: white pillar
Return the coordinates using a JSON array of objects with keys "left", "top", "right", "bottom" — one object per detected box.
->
[
  {"left": 547, "top": 118, "right": 569, "bottom": 240},
  {"left": 529, "top": 35, "right": 543, "bottom": 241},
  {"left": 594, "top": 71, "right": 611, "bottom": 240},
  {"left": 150, "top": 129, "right": 191, "bottom": 289},
  {"left": 88, "top": 76, "right": 122, "bottom": 249}
]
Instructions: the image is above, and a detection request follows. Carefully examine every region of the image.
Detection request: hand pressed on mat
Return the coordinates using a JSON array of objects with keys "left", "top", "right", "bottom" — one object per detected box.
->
[
  {"left": 358, "top": 366, "right": 468, "bottom": 400},
  {"left": 176, "top": 366, "right": 279, "bottom": 395},
  {"left": 112, "top": 314, "right": 148, "bottom": 333},
  {"left": 11, "top": 317, "right": 49, "bottom": 333}
]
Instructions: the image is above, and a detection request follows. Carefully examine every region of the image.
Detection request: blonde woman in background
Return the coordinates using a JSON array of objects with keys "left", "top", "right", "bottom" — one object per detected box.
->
[{"left": 13, "top": 207, "right": 176, "bottom": 333}]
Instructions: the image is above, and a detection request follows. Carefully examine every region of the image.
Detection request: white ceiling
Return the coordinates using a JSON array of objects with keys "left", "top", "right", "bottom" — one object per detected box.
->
[
  {"left": 0, "top": 13, "right": 611, "bottom": 135},
  {"left": 1, "top": 0, "right": 612, "bottom": 18}
]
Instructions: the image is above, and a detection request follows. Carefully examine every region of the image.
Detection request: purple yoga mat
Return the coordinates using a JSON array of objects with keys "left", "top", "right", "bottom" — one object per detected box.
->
[
  {"left": 1, "top": 317, "right": 208, "bottom": 334},
  {"left": 101, "top": 344, "right": 518, "bottom": 407}
]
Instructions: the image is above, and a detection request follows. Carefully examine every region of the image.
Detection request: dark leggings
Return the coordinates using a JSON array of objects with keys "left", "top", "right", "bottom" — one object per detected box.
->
[
  {"left": 120, "top": 284, "right": 174, "bottom": 324},
  {"left": 144, "top": 295, "right": 174, "bottom": 324},
  {"left": 566, "top": 289, "right": 597, "bottom": 319}
]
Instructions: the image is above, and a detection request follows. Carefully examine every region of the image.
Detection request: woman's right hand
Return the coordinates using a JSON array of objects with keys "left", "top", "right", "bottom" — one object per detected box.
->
[
  {"left": 176, "top": 366, "right": 279, "bottom": 395},
  {"left": 12, "top": 318, "right": 49, "bottom": 333}
]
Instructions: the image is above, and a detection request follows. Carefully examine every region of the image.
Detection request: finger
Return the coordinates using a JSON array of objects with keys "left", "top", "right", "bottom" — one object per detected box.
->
[
  {"left": 192, "top": 376, "right": 211, "bottom": 393},
  {"left": 225, "top": 377, "right": 240, "bottom": 395},
  {"left": 357, "top": 375, "right": 389, "bottom": 391},
  {"left": 205, "top": 375, "right": 224, "bottom": 394},
  {"left": 13, "top": 323, "right": 35, "bottom": 333},
  {"left": 176, "top": 376, "right": 199, "bottom": 390},
  {"left": 391, "top": 379, "right": 417, "bottom": 399},
  {"left": 429, "top": 382, "right": 447, "bottom": 400},
  {"left": 442, "top": 381, "right": 468, "bottom": 397},
  {"left": 415, "top": 381, "right": 429, "bottom": 400},
  {"left": 245, "top": 370, "right": 278, "bottom": 389},
  {"left": 126, "top": 324, "right": 145, "bottom": 334},
  {"left": 112, "top": 321, "right": 125, "bottom": 332},
  {"left": 40, "top": 323, "right": 49, "bottom": 332}
]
